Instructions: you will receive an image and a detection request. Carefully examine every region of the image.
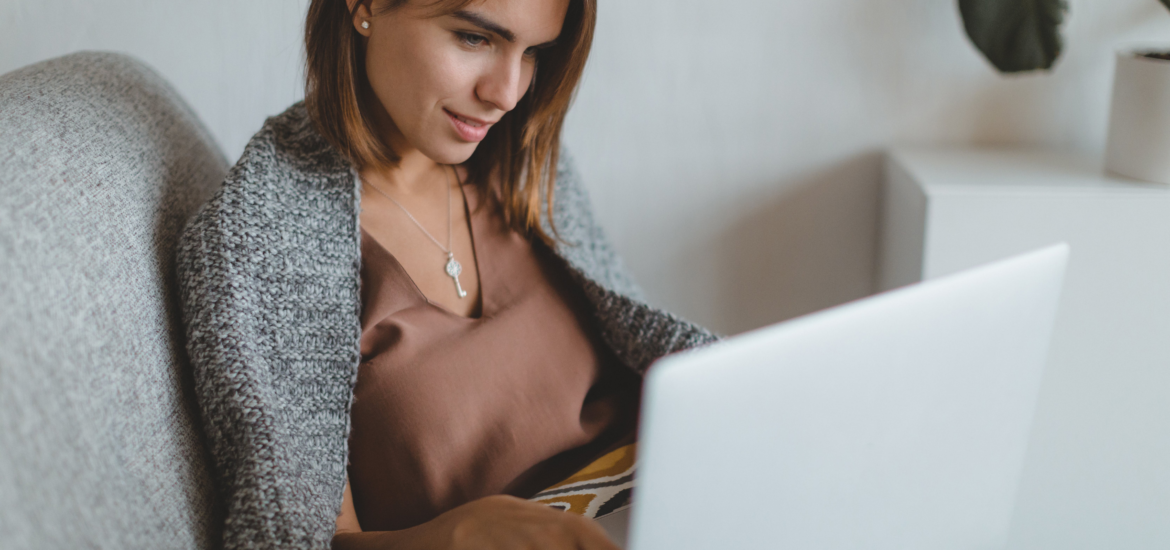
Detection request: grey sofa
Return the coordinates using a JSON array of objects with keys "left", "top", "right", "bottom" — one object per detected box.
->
[{"left": 0, "top": 52, "right": 228, "bottom": 548}]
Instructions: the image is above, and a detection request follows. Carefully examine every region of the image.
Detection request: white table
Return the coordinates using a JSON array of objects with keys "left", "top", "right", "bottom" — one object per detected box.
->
[{"left": 880, "top": 147, "right": 1170, "bottom": 549}]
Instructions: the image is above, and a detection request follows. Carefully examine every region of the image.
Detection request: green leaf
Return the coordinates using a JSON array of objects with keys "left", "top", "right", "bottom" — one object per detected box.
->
[{"left": 958, "top": 0, "right": 1068, "bottom": 73}]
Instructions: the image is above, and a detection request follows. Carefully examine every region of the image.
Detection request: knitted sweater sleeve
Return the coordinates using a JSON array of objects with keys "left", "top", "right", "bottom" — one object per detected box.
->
[
  {"left": 175, "top": 133, "right": 359, "bottom": 550},
  {"left": 176, "top": 186, "right": 301, "bottom": 548}
]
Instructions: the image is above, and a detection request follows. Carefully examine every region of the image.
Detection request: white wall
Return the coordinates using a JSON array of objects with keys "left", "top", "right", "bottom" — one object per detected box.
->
[
  {"left": 0, "top": 0, "right": 311, "bottom": 165},
  {"left": 565, "top": 0, "right": 1170, "bottom": 334},
  {"left": 3, "top": 0, "right": 1168, "bottom": 337}
]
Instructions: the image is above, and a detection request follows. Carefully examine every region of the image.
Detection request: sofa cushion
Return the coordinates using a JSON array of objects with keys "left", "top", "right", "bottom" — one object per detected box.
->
[{"left": 0, "top": 52, "right": 227, "bottom": 549}]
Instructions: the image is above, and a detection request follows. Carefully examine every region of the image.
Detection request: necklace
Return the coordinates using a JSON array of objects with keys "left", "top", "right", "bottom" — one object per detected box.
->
[{"left": 362, "top": 166, "right": 468, "bottom": 299}]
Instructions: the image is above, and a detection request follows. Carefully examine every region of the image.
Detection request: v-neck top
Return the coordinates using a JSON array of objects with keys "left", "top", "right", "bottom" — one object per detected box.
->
[{"left": 348, "top": 181, "right": 642, "bottom": 532}]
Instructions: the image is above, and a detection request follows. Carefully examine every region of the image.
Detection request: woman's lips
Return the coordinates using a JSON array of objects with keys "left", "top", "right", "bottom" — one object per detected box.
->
[{"left": 445, "top": 109, "right": 492, "bottom": 142}]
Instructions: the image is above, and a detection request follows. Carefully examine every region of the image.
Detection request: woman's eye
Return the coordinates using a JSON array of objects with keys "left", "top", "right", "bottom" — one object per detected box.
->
[
  {"left": 457, "top": 32, "right": 488, "bottom": 47},
  {"left": 523, "top": 47, "right": 539, "bottom": 59}
]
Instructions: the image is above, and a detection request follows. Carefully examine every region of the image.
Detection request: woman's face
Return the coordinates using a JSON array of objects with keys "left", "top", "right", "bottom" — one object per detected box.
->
[{"left": 352, "top": 0, "right": 569, "bottom": 165}]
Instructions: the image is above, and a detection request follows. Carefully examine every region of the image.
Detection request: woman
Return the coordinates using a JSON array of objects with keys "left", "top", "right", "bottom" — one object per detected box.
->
[{"left": 176, "top": 0, "right": 717, "bottom": 548}]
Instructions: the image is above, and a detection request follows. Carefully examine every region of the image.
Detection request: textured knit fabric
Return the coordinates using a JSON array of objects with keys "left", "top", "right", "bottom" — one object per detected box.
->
[
  {"left": 0, "top": 52, "right": 226, "bottom": 549},
  {"left": 350, "top": 179, "right": 641, "bottom": 531},
  {"left": 176, "top": 101, "right": 719, "bottom": 549}
]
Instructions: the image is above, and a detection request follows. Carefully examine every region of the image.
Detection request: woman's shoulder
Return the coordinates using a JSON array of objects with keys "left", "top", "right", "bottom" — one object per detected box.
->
[
  {"left": 186, "top": 103, "right": 356, "bottom": 221},
  {"left": 226, "top": 102, "right": 355, "bottom": 194},
  {"left": 176, "top": 101, "right": 360, "bottom": 279},
  {"left": 545, "top": 146, "right": 595, "bottom": 238},
  {"left": 541, "top": 147, "right": 649, "bottom": 301}
]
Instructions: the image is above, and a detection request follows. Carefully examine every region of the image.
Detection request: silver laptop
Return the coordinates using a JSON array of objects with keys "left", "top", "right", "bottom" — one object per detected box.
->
[{"left": 599, "top": 243, "right": 1068, "bottom": 549}]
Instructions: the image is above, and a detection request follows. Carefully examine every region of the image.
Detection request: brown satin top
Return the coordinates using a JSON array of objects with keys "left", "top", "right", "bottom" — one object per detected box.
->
[{"left": 348, "top": 181, "right": 641, "bottom": 532}]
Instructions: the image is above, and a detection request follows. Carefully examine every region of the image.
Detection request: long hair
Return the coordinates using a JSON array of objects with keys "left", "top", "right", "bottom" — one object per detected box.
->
[{"left": 304, "top": 0, "right": 596, "bottom": 244}]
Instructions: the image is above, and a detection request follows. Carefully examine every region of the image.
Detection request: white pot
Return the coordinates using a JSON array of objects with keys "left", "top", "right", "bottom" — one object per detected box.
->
[{"left": 1105, "top": 51, "right": 1170, "bottom": 185}]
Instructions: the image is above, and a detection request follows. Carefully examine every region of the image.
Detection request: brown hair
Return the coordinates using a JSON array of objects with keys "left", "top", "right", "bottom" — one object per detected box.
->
[{"left": 304, "top": 0, "right": 596, "bottom": 244}]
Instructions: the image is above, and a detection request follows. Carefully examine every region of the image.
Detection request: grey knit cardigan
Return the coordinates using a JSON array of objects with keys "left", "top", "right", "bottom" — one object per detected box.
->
[{"left": 176, "top": 102, "right": 718, "bottom": 549}]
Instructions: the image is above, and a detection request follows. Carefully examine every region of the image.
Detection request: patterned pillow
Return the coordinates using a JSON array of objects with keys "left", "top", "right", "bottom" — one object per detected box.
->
[{"left": 529, "top": 443, "right": 636, "bottom": 519}]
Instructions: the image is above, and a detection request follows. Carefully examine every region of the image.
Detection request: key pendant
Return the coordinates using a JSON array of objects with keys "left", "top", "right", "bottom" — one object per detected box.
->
[{"left": 445, "top": 253, "right": 468, "bottom": 298}]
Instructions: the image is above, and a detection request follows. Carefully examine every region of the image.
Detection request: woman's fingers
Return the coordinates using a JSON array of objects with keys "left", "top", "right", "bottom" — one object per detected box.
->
[{"left": 441, "top": 494, "right": 623, "bottom": 550}]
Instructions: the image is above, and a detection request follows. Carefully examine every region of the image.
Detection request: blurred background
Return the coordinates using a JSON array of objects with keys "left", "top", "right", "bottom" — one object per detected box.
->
[{"left": 3, "top": 0, "right": 1168, "bottom": 336}]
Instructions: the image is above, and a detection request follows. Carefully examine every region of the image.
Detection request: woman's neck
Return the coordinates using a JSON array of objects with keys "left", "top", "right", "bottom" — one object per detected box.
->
[
  {"left": 363, "top": 101, "right": 448, "bottom": 196},
  {"left": 364, "top": 149, "right": 447, "bottom": 197}
]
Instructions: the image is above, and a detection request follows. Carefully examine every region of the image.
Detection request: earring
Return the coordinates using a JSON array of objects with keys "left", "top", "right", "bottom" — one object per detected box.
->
[{"left": 361, "top": 20, "right": 370, "bottom": 29}]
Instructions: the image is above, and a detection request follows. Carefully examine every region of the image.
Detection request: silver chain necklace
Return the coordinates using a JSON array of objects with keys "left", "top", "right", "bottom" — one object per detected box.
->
[{"left": 362, "top": 166, "right": 468, "bottom": 299}]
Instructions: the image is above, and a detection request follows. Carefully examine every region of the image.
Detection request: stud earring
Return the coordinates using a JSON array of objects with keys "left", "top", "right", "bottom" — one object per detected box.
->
[{"left": 361, "top": 20, "right": 370, "bottom": 29}]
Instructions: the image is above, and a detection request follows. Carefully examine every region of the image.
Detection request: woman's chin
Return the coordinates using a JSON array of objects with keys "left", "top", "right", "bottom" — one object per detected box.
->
[{"left": 424, "top": 141, "right": 480, "bottom": 166}]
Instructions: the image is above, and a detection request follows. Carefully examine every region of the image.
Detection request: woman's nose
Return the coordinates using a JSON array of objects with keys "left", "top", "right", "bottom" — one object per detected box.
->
[{"left": 476, "top": 54, "right": 530, "bottom": 113}]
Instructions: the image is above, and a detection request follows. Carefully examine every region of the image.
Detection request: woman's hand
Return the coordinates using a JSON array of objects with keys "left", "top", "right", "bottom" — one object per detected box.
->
[
  {"left": 422, "top": 494, "right": 621, "bottom": 550},
  {"left": 332, "top": 484, "right": 621, "bottom": 550}
]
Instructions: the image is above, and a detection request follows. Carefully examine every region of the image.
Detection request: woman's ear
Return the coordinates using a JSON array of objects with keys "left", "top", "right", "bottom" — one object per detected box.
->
[{"left": 348, "top": 0, "right": 374, "bottom": 37}]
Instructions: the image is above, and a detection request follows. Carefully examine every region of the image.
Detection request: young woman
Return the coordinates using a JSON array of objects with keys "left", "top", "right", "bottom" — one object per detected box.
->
[{"left": 176, "top": 0, "right": 717, "bottom": 549}]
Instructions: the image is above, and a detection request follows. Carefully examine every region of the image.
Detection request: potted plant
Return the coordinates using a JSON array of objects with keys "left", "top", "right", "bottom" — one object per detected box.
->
[{"left": 958, "top": 0, "right": 1170, "bottom": 185}]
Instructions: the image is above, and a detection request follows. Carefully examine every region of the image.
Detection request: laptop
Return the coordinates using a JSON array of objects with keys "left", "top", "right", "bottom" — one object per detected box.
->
[{"left": 598, "top": 243, "right": 1069, "bottom": 549}]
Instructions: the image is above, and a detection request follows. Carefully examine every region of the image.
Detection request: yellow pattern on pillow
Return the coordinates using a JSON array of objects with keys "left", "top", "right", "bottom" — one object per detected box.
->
[{"left": 530, "top": 443, "right": 636, "bottom": 519}]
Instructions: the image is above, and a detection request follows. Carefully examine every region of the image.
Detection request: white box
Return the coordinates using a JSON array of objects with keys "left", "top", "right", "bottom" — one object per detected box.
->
[{"left": 880, "top": 147, "right": 1170, "bottom": 550}]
